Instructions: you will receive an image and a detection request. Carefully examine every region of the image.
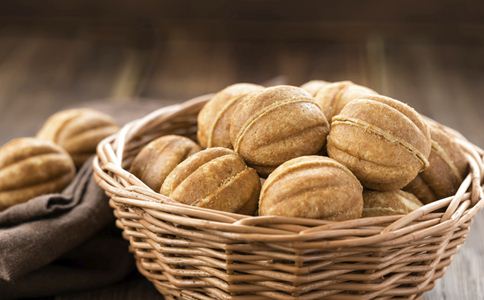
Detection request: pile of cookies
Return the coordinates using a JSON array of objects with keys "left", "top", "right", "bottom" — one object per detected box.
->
[
  {"left": 0, "top": 109, "right": 118, "bottom": 211},
  {"left": 131, "top": 81, "right": 468, "bottom": 220}
]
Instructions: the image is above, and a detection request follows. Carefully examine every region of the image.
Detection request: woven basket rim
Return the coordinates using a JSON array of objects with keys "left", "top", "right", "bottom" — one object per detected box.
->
[{"left": 93, "top": 94, "right": 484, "bottom": 244}]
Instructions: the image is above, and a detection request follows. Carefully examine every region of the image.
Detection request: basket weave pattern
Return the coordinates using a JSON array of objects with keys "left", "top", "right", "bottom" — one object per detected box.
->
[{"left": 94, "top": 95, "right": 484, "bottom": 300}]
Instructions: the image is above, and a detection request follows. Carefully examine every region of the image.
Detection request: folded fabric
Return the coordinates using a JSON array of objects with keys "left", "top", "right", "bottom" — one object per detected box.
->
[{"left": 0, "top": 158, "right": 134, "bottom": 299}]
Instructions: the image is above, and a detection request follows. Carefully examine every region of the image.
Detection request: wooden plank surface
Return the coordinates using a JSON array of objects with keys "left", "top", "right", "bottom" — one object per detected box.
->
[{"left": 0, "top": 23, "right": 482, "bottom": 299}]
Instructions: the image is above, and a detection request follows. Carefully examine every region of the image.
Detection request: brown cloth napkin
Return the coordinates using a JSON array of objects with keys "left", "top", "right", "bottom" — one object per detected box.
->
[{"left": 0, "top": 158, "right": 134, "bottom": 299}]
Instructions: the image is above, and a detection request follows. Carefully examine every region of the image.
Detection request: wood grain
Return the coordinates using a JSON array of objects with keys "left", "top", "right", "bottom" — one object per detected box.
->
[{"left": 0, "top": 12, "right": 482, "bottom": 299}]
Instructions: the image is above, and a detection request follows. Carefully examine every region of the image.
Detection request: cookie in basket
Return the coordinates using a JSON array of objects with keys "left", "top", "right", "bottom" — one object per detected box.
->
[
  {"left": 259, "top": 156, "right": 363, "bottom": 220},
  {"left": 230, "top": 85, "right": 330, "bottom": 176},
  {"left": 362, "top": 190, "right": 423, "bottom": 217},
  {"left": 130, "top": 135, "right": 201, "bottom": 192},
  {"left": 404, "top": 122, "right": 468, "bottom": 204},
  {"left": 161, "top": 147, "right": 261, "bottom": 215},
  {"left": 313, "top": 80, "right": 378, "bottom": 121},
  {"left": 197, "top": 83, "right": 263, "bottom": 149},
  {"left": 327, "top": 94, "right": 432, "bottom": 191},
  {"left": 300, "top": 80, "right": 330, "bottom": 96}
]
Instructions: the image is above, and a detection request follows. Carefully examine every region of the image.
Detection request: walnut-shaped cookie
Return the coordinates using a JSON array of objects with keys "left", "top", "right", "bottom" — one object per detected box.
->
[
  {"left": 37, "top": 108, "right": 118, "bottom": 168},
  {"left": 363, "top": 190, "right": 423, "bottom": 217},
  {"left": 404, "top": 123, "right": 468, "bottom": 204},
  {"left": 0, "top": 138, "right": 75, "bottom": 211},
  {"left": 300, "top": 80, "right": 330, "bottom": 97},
  {"left": 259, "top": 156, "right": 363, "bottom": 220},
  {"left": 314, "top": 81, "right": 377, "bottom": 121},
  {"left": 161, "top": 147, "right": 261, "bottom": 215},
  {"left": 230, "top": 85, "right": 330, "bottom": 176},
  {"left": 327, "top": 95, "right": 432, "bottom": 191},
  {"left": 130, "top": 135, "right": 201, "bottom": 192},
  {"left": 197, "top": 83, "right": 263, "bottom": 148}
]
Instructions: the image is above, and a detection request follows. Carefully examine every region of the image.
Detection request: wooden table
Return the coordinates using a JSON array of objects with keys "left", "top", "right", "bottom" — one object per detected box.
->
[{"left": 0, "top": 5, "right": 483, "bottom": 298}]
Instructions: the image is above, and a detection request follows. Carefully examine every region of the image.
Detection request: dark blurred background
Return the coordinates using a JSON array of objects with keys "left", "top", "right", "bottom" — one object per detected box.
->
[{"left": 0, "top": 1, "right": 483, "bottom": 299}]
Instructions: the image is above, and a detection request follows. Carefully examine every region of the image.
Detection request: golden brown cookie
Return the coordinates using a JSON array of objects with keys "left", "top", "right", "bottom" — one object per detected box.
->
[
  {"left": 0, "top": 137, "right": 76, "bottom": 211},
  {"left": 230, "top": 85, "right": 330, "bottom": 176},
  {"left": 300, "top": 80, "right": 331, "bottom": 97},
  {"left": 130, "top": 135, "right": 201, "bottom": 192},
  {"left": 363, "top": 190, "right": 423, "bottom": 217},
  {"left": 259, "top": 156, "right": 363, "bottom": 220},
  {"left": 197, "top": 83, "right": 263, "bottom": 148},
  {"left": 404, "top": 123, "right": 468, "bottom": 204},
  {"left": 327, "top": 94, "right": 432, "bottom": 191},
  {"left": 314, "top": 81, "right": 377, "bottom": 121},
  {"left": 161, "top": 147, "right": 261, "bottom": 215},
  {"left": 37, "top": 108, "right": 118, "bottom": 168}
]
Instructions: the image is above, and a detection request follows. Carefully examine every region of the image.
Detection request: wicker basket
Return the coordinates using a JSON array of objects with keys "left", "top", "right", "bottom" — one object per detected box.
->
[{"left": 94, "top": 94, "right": 484, "bottom": 300}]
